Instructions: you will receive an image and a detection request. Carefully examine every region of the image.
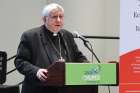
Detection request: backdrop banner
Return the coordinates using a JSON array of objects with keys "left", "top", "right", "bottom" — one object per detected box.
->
[{"left": 120, "top": 0, "right": 140, "bottom": 92}]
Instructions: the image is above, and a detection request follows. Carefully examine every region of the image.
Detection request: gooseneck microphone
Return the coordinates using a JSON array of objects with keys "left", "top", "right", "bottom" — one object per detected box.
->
[
  {"left": 72, "top": 31, "right": 101, "bottom": 63},
  {"left": 72, "top": 31, "right": 89, "bottom": 42}
]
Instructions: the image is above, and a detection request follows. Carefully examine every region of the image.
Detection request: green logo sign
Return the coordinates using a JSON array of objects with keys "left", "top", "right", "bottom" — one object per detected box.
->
[
  {"left": 65, "top": 63, "right": 117, "bottom": 85},
  {"left": 81, "top": 65, "right": 101, "bottom": 82}
]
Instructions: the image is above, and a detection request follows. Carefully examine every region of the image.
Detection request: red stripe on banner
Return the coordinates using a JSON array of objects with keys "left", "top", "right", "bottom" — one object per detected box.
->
[{"left": 120, "top": 49, "right": 140, "bottom": 93}]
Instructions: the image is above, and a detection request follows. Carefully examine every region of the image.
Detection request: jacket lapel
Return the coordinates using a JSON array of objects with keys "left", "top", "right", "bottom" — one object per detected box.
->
[
  {"left": 40, "top": 27, "right": 58, "bottom": 64},
  {"left": 60, "top": 31, "right": 72, "bottom": 62}
]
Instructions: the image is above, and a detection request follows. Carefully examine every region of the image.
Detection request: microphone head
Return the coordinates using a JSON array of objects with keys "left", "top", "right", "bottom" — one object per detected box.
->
[{"left": 72, "top": 31, "right": 89, "bottom": 42}]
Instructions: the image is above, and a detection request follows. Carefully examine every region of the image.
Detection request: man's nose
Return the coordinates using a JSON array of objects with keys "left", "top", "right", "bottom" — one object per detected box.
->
[{"left": 56, "top": 16, "right": 61, "bottom": 21}]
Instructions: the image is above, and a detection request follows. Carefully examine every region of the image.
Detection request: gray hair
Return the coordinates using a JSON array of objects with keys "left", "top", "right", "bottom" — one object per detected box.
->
[{"left": 42, "top": 3, "right": 64, "bottom": 17}]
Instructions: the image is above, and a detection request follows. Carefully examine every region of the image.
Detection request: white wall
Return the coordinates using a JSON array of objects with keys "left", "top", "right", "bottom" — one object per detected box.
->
[{"left": 0, "top": 0, "right": 119, "bottom": 93}]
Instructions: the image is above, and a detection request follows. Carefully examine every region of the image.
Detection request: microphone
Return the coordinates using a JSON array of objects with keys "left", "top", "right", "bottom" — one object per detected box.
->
[
  {"left": 72, "top": 31, "right": 89, "bottom": 42},
  {"left": 72, "top": 31, "right": 101, "bottom": 63}
]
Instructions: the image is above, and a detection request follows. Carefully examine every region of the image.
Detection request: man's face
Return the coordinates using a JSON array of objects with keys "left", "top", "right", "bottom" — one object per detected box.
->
[{"left": 44, "top": 9, "right": 64, "bottom": 33}]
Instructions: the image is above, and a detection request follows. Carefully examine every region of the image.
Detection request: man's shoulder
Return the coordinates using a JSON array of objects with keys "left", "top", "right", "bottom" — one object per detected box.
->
[
  {"left": 22, "top": 26, "right": 43, "bottom": 37},
  {"left": 24, "top": 26, "right": 42, "bottom": 34}
]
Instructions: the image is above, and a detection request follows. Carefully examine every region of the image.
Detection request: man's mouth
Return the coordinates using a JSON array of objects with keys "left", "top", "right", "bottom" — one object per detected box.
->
[
  {"left": 55, "top": 24, "right": 61, "bottom": 26},
  {"left": 55, "top": 25, "right": 61, "bottom": 26}
]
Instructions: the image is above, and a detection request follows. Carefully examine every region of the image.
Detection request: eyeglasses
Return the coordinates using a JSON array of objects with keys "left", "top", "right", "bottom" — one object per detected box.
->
[{"left": 49, "top": 15, "right": 64, "bottom": 20}]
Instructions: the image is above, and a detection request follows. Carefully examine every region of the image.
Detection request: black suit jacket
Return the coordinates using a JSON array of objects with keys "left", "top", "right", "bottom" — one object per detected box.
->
[{"left": 14, "top": 25, "right": 87, "bottom": 93}]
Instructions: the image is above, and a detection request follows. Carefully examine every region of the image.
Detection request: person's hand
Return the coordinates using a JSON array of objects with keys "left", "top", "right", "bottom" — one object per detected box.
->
[{"left": 36, "top": 69, "right": 48, "bottom": 82}]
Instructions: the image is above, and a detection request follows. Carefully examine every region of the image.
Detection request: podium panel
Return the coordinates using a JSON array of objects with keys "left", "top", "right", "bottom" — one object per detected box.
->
[
  {"left": 45, "top": 62, "right": 118, "bottom": 93},
  {"left": 66, "top": 63, "right": 117, "bottom": 85},
  {"left": 46, "top": 62, "right": 118, "bottom": 86}
]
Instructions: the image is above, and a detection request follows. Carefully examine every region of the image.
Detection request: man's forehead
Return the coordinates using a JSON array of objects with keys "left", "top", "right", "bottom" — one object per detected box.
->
[{"left": 50, "top": 9, "right": 64, "bottom": 15}]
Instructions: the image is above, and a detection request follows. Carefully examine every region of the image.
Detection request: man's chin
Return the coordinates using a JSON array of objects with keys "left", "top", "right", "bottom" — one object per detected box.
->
[{"left": 54, "top": 28, "right": 62, "bottom": 32}]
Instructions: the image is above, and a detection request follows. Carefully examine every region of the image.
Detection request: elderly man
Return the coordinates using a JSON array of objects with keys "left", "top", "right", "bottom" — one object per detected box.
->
[{"left": 15, "top": 3, "right": 88, "bottom": 93}]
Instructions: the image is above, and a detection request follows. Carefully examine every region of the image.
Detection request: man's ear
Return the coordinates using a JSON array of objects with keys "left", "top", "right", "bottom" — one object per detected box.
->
[{"left": 42, "top": 16, "right": 47, "bottom": 23}]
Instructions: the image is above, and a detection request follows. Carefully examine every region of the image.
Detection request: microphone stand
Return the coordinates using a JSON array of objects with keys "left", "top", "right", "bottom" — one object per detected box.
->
[
  {"left": 83, "top": 41, "right": 111, "bottom": 93},
  {"left": 83, "top": 41, "right": 101, "bottom": 63},
  {"left": 83, "top": 40, "right": 110, "bottom": 93}
]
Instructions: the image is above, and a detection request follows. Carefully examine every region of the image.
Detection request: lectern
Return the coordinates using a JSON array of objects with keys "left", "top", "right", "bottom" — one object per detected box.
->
[{"left": 45, "top": 62, "right": 118, "bottom": 93}]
